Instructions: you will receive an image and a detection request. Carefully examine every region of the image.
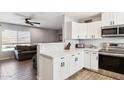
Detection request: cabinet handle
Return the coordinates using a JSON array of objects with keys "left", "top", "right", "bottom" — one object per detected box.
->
[
  {"left": 78, "top": 53, "right": 80, "bottom": 55},
  {"left": 92, "top": 52, "right": 97, "bottom": 54},
  {"left": 63, "top": 62, "right": 65, "bottom": 67},
  {"left": 61, "top": 57, "right": 64, "bottom": 59},
  {"left": 77, "top": 35, "right": 79, "bottom": 38},
  {"left": 113, "top": 21, "right": 114, "bottom": 25},
  {"left": 94, "top": 35, "right": 95, "bottom": 38},
  {"left": 92, "top": 35, "right": 93, "bottom": 38},
  {"left": 61, "top": 62, "right": 63, "bottom": 67},
  {"left": 96, "top": 56, "right": 98, "bottom": 60},
  {"left": 75, "top": 57, "right": 78, "bottom": 62},
  {"left": 72, "top": 55, "right": 75, "bottom": 56},
  {"left": 110, "top": 21, "right": 112, "bottom": 25},
  {"left": 60, "top": 62, "right": 65, "bottom": 67},
  {"left": 85, "top": 52, "right": 89, "bottom": 54}
]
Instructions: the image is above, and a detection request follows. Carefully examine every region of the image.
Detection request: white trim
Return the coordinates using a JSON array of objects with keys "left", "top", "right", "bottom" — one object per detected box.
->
[{"left": 0, "top": 56, "right": 14, "bottom": 61}]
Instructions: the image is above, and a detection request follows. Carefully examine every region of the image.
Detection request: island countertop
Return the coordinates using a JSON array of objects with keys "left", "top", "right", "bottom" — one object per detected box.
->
[{"left": 40, "top": 48, "right": 100, "bottom": 59}]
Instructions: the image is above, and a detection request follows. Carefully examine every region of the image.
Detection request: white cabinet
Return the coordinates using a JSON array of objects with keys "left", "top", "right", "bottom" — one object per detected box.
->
[
  {"left": 54, "top": 56, "right": 70, "bottom": 80},
  {"left": 70, "top": 51, "right": 83, "bottom": 76},
  {"left": 78, "top": 23, "right": 87, "bottom": 39},
  {"left": 84, "top": 50, "right": 98, "bottom": 71},
  {"left": 71, "top": 22, "right": 80, "bottom": 39},
  {"left": 38, "top": 50, "right": 84, "bottom": 80},
  {"left": 70, "top": 54, "right": 77, "bottom": 75},
  {"left": 84, "top": 50, "right": 91, "bottom": 69},
  {"left": 93, "top": 21, "right": 102, "bottom": 39},
  {"left": 102, "top": 12, "right": 124, "bottom": 27},
  {"left": 87, "top": 21, "right": 101, "bottom": 39},
  {"left": 67, "top": 22, "right": 87, "bottom": 39},
  {"left": 67, "top": 21, "right": 101, "bottom": 39},
  {"left": 102, "top": 12, "right": 113, "bottom": 27},
  {"left": 76, "top": 52, "right": 83, "bottom": 70},
  {"left": 87, "top": 23, "right": 93, "bottom": 39},
  {"left": 90, "top": 51, "right": 98, "bottom": 70},
  {"left": 114, "top": 13, "right": 124, "bottom": 25}
]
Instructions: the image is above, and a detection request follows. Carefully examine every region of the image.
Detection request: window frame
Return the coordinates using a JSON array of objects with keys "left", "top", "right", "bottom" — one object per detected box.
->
[{"left": 1, "top": 30, "right": 31, "bottom": 51}]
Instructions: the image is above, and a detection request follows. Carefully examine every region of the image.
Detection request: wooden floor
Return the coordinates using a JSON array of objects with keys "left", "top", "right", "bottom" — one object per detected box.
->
[
  {"left": 68, "top": 69, "right": 115, "bottom": 80},
  {"left": 0, "top": 59, "right": 36, "bottom": 80},
  {"left": 0, "top": 59, "right": 116, "bottom": 80}
]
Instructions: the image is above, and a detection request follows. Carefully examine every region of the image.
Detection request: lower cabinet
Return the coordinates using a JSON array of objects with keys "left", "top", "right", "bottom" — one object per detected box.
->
[
  {"left": 90, "top": 51, "right": 98, "bottom": 70},
  {"left": 38, "top": 50, "right": 98, "bottom": 80},
  {"left": 84, "top": 51, "right": 91, "bottom": 69},
  {"left": 70, "top": 52, "right": 83, "bottom": 76},
  {"left": 84, "top": 50, "right": 98, "bottom": 71},
  {"left": 54, "top": 51, "right": 83, "bottom": 80},
  {"left": 54, "top": 55, "right": 70, "bottom": 80}
]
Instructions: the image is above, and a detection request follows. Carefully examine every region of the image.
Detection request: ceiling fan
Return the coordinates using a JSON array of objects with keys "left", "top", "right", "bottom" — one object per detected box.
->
[
  {"left": 14, "top": 13, "right": 40, "bottom": 26},
  {"left": 25, "top": 18, "right": 40, "bottom": 26}
]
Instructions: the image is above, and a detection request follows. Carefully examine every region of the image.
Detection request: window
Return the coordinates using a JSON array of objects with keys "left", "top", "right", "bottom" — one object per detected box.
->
[
  {"left": 2, "top": 30, "right": 31, "bottom": 51},
  {"left": 18, "top": 31, "right": 30, "bottom": 44}
]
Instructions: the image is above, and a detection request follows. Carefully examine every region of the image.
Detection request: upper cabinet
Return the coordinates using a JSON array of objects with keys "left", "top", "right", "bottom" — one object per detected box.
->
[
  {"left": 67, "top": 21, "right": 101, "bottom": 40},
  {"left": 67, "top": 22, "right": 87, "bottom": 39},
  {"left": 87, "top": 21, "right": 101, "bottom": 39},
  {"left": 102, "top": 12, "right": 124, "bottom": 27}
]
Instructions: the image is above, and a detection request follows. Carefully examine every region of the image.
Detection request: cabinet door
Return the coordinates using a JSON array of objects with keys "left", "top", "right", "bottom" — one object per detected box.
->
[
  {"left": 54, "top": 56, "right": 70, "bottom": 80},
  {"left": 76, "top": 52, "right": 83, "bottom": 71},
  {"left": 63, "top": 55, "right": 70, "bottom": 79},
  {"left": 87, "top": 23, "right": 94, "bottom": 39},
  {"left": 70, "top": 54, "right": 77, "bottom": 76},
  {"left": 93, "top": 21, "right": 102, "bottom": 39},
  {"left": 78, "top": 23, "right": 87, "bottom": 39},
  {"left": 72, "top": 22, "right": 80, "bottom": 39},
  {"left": 113, "top": 12, "right": 124, "bottom": 25},
  {"left": 102, "top": 12, "right": 112, "bottom": 27},
  {"left": 84, "top": 51, "right": 91, "bottom": 69},
  {"left": 54, "top": 58, "right": 63, "bottom": 80},
  {"left": 90, "top": 51, "right": 98, "bottom": 70}
]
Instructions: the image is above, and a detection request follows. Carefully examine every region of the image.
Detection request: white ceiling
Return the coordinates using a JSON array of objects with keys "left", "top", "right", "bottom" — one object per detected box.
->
[{"left": 0, "top": 12, "right": 100, "bottom": 30}]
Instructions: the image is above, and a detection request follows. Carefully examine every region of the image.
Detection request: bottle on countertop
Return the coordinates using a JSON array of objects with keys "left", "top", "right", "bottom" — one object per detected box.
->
[{"left": 64, "top": 42, "right": 71, "bottom": 50}]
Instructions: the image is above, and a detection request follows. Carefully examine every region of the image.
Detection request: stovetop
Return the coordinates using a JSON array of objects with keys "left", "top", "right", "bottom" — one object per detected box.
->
[{"left": 99, "top": 48, "right": 124, "bottom": 54}]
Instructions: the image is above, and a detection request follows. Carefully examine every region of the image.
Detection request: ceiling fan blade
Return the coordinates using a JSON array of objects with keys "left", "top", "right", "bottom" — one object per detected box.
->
[
  {"left": 31, "top": 22, "right": 40, "bottom": 24},
  {"left": 30, "top": 23, "right": 34, "bottom": 26}
]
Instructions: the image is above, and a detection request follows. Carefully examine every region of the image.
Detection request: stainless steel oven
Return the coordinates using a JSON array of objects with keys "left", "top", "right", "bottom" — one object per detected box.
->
[
  {"left": 99, "top": 43, "right": 124, "bottom": 74},
  {"left": 99, "top": 54, "right": 124, "bottom": 74}
]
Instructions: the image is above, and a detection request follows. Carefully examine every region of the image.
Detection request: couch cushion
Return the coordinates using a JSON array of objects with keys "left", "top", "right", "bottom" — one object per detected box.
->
[
  {"left": 16, "top": 45, "right": 30, "bottom": 51},
  {"left": 30, "top": 45, "right": 37, "bottom": 50},
  {"left": 20, "top": 50, "right": 36, "bottom": 54}
]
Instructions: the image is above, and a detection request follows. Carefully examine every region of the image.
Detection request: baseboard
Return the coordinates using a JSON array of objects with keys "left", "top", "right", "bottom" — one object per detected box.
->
[{"left": 0, "top": 57, "right": 15, "bottom": 61}]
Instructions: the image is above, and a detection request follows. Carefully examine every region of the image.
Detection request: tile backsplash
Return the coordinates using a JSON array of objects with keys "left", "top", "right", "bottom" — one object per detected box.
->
[{"left": 79, "top": 37, "right": 124, "bottom": 48}]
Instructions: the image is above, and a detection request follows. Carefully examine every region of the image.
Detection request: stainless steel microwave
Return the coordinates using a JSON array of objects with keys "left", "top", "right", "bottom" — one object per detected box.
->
[{"left": 101, "top": 27, "right": 118, "bottom": 36}]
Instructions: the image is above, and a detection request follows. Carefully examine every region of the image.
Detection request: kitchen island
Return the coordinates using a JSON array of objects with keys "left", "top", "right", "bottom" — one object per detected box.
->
[{"left": 37, "top": 43, "right": 99, "bottom": 80}]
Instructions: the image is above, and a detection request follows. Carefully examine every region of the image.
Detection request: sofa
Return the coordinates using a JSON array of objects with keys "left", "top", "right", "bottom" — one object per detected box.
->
[{"left": 14, "top": 45, "right": 37, "bottom": 61}]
